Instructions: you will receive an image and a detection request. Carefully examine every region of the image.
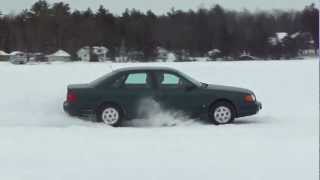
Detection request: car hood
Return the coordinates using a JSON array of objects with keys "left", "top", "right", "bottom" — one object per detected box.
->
[{"left": 205, "top": 84, "right": 253, "bottom": 94}]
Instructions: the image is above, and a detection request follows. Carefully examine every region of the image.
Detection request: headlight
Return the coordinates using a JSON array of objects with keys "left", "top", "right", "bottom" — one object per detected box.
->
[
  {"left": 251, "top": 94, "right": 256, "bottom": 101},
  {"left": 244, "top": 94, "right": 256, "bottom": 102}
]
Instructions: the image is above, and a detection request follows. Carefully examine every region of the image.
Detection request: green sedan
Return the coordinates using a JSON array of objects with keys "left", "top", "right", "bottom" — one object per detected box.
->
[{"left": 64, "top": 67, "right": 262, "bottom": 126}]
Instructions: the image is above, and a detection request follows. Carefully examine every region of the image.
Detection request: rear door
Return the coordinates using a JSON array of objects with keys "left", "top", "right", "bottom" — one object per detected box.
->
[{"left": 117, "top": 71, "right": 155, "bottom": 118}]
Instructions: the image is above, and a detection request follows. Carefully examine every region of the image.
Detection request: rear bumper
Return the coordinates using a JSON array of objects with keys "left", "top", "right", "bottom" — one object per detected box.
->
[
  {"left": 63, "top": 101, "right": 77, "bottom": 116},
  {"left": 63, "top": 101, "right": 94, "bottom": 117}
]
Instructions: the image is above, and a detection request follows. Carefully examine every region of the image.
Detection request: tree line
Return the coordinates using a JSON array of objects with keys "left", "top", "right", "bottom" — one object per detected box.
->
[{"left": 0, "top": 1, "right": 318, "bottom": 61}]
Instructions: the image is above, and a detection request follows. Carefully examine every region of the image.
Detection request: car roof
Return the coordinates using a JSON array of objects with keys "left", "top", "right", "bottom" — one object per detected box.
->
[{"left": 113, "top": 66, "right": 179, "bottom": 73}]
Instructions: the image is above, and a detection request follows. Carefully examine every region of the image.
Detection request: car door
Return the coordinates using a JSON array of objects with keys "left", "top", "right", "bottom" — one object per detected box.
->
[
  {"left": 117, "top": 71, "right": 155, "bottom": 118},
  {"left": 154, "top": 71, "right": 200, "bottom": 116}
]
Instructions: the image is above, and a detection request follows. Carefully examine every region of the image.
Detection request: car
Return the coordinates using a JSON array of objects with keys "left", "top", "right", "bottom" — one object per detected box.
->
[
  {"left": 63, "top": 67, "right": 262, "bottom": 126},
  {"left": 9, "top": 52, "right": 28, "bottom": 64}
]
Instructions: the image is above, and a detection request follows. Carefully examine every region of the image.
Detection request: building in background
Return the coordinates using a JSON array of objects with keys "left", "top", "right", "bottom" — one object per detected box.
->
[
  {"left": 156, "top": 47, "right": 169, "bottom": 62},
  {"left": 77, "top": 46, "right": 109, "bottom": 62},
  {"left": 0, "top": 50, "right": 9, "bottom": 61},
  {"left": 9, "top": 51, "right": 28, "bottom": 64},
  {"left": 31, "top": 52, "right": 48, "bottom": 62},
  {"left": 77, "top": 46, "right": 90, "bottom": 61},
  {"left": 207, "top": 49, "right": 222, "bottom": 61},
  {"left": 268, "top": 31, "right": 318, "bottom": 59},
  {"left": 47, "top": 50, "right": 71, "bottom": 62}
]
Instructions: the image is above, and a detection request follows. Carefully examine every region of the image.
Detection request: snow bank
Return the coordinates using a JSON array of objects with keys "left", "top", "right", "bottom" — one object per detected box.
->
[{"left": 0, "top": 59, "right": 318, "bottom": 180}]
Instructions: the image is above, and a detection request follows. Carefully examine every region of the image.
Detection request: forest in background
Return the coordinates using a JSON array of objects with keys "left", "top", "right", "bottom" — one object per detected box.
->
[{"left": 0, "top": 1, "right": 318, "bottom": 61}]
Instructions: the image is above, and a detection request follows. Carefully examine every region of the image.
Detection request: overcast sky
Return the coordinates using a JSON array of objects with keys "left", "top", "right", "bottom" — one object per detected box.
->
[{"left": 0, "top": 0, "right": 317, "bottom": 15}]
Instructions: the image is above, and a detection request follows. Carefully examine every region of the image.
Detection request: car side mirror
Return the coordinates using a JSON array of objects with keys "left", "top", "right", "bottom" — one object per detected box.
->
[{"left": 184, "top": 83, "right": 196, "bottom": 91}]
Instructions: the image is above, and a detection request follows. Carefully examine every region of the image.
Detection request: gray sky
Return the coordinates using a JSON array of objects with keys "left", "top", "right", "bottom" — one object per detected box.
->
[{"left": 0, "top": 0, "right": 318, "bottom": 15}]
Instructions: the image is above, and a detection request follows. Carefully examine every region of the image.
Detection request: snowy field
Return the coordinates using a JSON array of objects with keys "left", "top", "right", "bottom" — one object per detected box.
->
[{"left": 0, "top": 59, "right": 318, "bottom": 180}]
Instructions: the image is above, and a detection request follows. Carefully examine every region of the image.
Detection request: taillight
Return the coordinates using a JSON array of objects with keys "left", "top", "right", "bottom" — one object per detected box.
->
[{"left": 67, "top": 90, "right": 77, "bottom": 103}]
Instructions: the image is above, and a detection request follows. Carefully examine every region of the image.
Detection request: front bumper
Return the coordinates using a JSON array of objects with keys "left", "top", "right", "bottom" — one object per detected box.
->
[
  {"left": 257, "top": 101, "right": 262, "bottom": 111},
  {"left": 237, "top": 101, "right": 262, "bottom": 117}
]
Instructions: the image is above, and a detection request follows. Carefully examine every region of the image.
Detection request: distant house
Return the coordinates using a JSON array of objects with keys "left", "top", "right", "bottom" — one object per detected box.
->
[
  {"left": 93, "top": 46, "right": 108, "bottom": 61},
  {"left": 47, "top": 50, "right": 71, "bottom": 62},
  {"left": 0, "top": 50, "right": 9, "bottom": 61},
  {"left": 276, "top": 32, "right": 288, "bottom": 43},
  {"left": 238, "top": 55, "right": 256, "bottom": 61},
  {"left": 127, "top": 51, "right": 144, "bottom": 61},
  {"left": 269, "top": 31, "right": 318, "bottom": 58},
  {"left": 77, "top": 47, "right": 90, "bottom": 61},
  {"left": 238, "top": 51, "right": 256, "bottom": 60},
  {"left": 268, "top": 32, "right": 288, "bottom": 46},
  {"left": 166, "top": 52, "right": 176, "bottom": 62},
  {"left": 77, "top": 46, "right": 109, "bottom": 62},
  {"left": 295, "top": 32, "right": 318, "bottom": 56},
  {"left": 156, "top": 47, "right": 169, "bottom": 61},
  {"left": 175, "top": 50, "right": 191, "bottom": 62},
  {"left": 207, "top": 49, "right": 221, "bottom": 61},
  {"left": 9, "top": 51, "right": 28, "bottom": 64},
  {"left": 268, "top": 32, "right": 293, "bottom": 59},
  {"left": 32, "top": 52, "right": 48, "bottom": 62},
  {"left": 10, "top": 51, "right": 24, "bottom": 56}
]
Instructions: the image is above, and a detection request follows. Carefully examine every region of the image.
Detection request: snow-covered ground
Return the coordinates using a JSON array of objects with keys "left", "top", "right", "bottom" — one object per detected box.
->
[{"left": 0, "top": 59, "right": 318, "bottom": 180}]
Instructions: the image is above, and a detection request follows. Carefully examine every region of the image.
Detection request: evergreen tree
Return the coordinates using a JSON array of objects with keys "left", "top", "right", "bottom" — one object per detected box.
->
[
  {"left": 0, "top": 0, "right": 317, "bottom": 60},
  {"left": 302, "top": 4, "right": 319, "bottom": 52}
]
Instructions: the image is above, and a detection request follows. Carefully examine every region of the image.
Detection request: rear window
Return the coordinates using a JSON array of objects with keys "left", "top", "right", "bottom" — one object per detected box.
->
[{"left": 90, "top": 71, "right": 117, "bottom": 86}]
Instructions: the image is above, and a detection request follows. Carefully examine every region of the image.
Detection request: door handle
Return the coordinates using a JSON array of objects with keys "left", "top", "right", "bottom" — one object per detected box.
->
[
  {"left": 154, "top": 94, "right": 166, "bottom": 101},
  {"left": 153, "top": 95, "right": 160, "bottom": 102},
  {"left": 160, "top": 95, "right": 168, "bottom": 100}
]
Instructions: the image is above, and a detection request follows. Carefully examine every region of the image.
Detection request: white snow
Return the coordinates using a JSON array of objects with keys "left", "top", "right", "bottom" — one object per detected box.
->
[
  {"left": 276, "top": 32, "right": 288, "bottom": 41},
  {"left": 48, "top": 49, "right": 71, "bottom": 57},
  {"left": 9, "top": 51, "right": 24, "bottom": 55},
  {"left": 290, "top": 32, "right": 301, "bottom": 39},
  {"left": 208, "top": 48, "right": 221, "bottom": 55},
  {"left": 0, "top": 59, "right": 318, "bottom": 180},
  {"left": 0, "top": 50, "right": 9, "bottom": 56}
]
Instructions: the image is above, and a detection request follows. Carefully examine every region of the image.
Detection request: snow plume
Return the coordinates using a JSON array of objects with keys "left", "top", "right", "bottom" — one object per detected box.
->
[{"left": 125, "top": 98, "right": 199, "bottom": 127}]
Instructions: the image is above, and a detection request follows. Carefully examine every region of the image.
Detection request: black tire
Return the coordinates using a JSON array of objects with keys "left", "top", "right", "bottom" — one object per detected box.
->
[
  {"left": 209, "top": 101, "right": 236, "bottom": 125},
  {"left": 96, "top": 104, "right": 123, "bottom": 127}
]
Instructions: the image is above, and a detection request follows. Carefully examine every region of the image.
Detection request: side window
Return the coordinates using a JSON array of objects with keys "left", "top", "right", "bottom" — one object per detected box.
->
[
  {"left": 124, "top": 73, "right": 148, "bottom": 85},
  {"left": 157, "top": 72, "right": 184, "bottom": 88},
  {"left": 111, "top": 75, "right": 126, "bottom": 88},
  {"left": 162, "top": 73, "right": 179, "bottom": 85}
]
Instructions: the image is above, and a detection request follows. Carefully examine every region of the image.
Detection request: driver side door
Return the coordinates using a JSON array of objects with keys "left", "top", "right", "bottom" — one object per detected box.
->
[{"left": 154, "top": 71, "right": 200, "bottom": 115}]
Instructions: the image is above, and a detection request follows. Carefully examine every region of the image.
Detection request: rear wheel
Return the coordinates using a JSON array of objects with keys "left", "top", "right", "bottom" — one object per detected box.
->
[
  {"left": 97, "top": 104, "right": 122, "bottom": 127},
  {"left": 209, "top": 101, "right": 235, "bottom": 125}
]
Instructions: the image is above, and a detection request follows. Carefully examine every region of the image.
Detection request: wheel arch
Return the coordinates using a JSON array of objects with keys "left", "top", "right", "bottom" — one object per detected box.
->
[
  {"left": 209, "top": 98, "right": 238, "bottom": 117},
  {"left": 95, "top": 101, "right": 127, "bottom": 118}
]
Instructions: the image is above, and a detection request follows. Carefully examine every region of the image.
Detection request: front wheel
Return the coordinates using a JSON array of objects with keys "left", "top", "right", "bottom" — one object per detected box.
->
[
  {"left": 209, "top": 101, "right": 235, "bottom": 125},
  {"left": 97, "top": 104, "right": 123, "bottom": 127}
]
